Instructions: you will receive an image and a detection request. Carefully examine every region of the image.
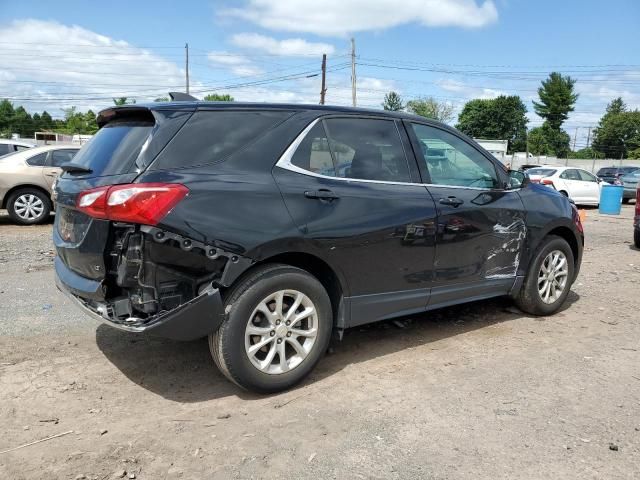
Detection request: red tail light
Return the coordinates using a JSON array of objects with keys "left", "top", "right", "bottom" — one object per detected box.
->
[
  {"left": 571, "top": 204, "right": 583, "bottom": 234},
  {"left": 77, "top": 183, "right": 188, "bottom": 225},
  {"left": 541, "top": 178, "right": 556, "bottom": 189}
]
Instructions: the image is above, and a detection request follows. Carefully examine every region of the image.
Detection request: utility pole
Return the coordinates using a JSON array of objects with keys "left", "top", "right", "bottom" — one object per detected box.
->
[
  {"left": 320, "top": 54, "right": 327, "bottom": 105},
  {"left": 572, "top": 127, "right": 579, "bottom": 151},
  {"left": 185, "top": 43, "right": 190, "bottom": 94},
  {"left": 585, "top": 127, "right": 591, "bottom": 148},
  {"left": 350, "top": 38, "right": 357, "bottom": 107}
]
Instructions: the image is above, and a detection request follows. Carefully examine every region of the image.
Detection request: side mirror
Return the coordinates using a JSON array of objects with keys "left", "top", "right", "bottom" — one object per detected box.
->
[{"left": 508, "top": 169, "right": 529, "bottom": 189}]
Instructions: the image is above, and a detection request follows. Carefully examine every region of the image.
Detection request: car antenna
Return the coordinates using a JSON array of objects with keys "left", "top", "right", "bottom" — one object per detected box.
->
[{"left": 169, "top": 92, "right": 199, "bottom": 101}]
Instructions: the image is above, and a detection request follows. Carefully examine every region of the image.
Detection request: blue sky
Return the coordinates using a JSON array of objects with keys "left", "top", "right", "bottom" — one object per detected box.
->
[{"left": 0, "top": 0, "right": 639, "bottom": 149}]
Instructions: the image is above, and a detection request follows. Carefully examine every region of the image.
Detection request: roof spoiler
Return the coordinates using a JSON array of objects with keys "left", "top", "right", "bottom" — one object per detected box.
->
[{"left": 169, "top": 92, "right": 199, "bottom": 101}]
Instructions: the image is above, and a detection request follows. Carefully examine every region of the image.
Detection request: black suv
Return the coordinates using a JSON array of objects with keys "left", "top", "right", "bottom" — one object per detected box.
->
[
  {"left": 596, "top": 166, "right": 640, "bottom": 184},
  {"left": 54, "top": 101, "right": 584, "bottom": 393}
]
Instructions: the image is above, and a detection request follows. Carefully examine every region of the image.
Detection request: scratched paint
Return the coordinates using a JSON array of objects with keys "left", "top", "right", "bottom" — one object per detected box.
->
[{"left": 485, "top": 219, "right": 527, "bottom": 279}]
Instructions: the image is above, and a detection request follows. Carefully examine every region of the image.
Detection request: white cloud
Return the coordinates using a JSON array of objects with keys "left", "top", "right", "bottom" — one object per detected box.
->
[
  {"left": 436, "top": 78, "right": 505, "bottom": 99},
  {"left": 222, "top": 0, "right": 498, "bottom": 37},
  {"left": 0, "top": 19, "right": 188, "bottom": 115},
  {"left": 230, "top": 33, "right": 335, "bottom": 56},
  {"left": 207, "top": 51, "right": 265, "bottom": 76}
]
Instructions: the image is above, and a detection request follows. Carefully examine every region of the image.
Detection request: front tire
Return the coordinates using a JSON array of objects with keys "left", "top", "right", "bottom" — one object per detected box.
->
[
  {"left": 7, "top": 188, "right": 51, "bottom": 225},
  {"left": 209, "top": 264, "right": 333, "bottom": 393},
  {"left": 515, "top": 235, "right": 574, "bottom": 316},
  {"left": 635, "top": 229, "right": 640, "bottom": 248}
]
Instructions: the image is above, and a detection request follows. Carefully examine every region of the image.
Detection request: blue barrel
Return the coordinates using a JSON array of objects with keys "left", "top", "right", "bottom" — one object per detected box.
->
[{"left": 599, "top": 184, "right": 624, "bottom": 215}]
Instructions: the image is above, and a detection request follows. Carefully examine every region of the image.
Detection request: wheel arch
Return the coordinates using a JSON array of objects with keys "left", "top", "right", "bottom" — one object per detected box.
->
[
  {"left": 252, "top": 251, "right": 348, "bottom": 328},
  {"left": 2, "top": 183, "right": 52, "bottom": 209}
]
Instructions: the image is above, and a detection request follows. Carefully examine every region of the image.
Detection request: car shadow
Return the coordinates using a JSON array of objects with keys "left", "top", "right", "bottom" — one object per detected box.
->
[
  {"left": 0, "top": 211, "right": 54, "bottom": 226},
  {"left": 96, "top": 291, "right": 580, "bottom": 403}
]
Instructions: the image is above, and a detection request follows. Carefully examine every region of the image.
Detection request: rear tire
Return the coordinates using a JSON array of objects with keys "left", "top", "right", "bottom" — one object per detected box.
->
[
  {"left": 209, "top": 264, "right": 333, "bottom": 393},
  {"left": 7, "top": 188, "right": 51, "bottom": 225},
  {"left": 515, "top": 235, "right": 574, "bottom": 316},
  {"left": 622, "top": 198, "right": 630, "bottom": 204},
  {"left": 635, "top": 229, "right": 640, "bottom": 249}
]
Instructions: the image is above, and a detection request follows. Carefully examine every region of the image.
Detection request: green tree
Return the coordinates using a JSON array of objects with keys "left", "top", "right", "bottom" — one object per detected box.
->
[
  {"left": 532, "top": 72, "right": 578, "bottom": 130},
  {"left": 591, "top": 99, "right": 640, "bottom": 158},
  {"left": 40, "top": 111, "right": 55, "bottom": 130},
  {"left": 527, "top": 123, "right": 571, "bottom": 157},
  {"left": 456, "top": 95, "right": 528, "bottom": 153},
  {"left": 568, "top": 147, "right": 603, "bottom": 159},
  {"left": 382, "top": 91, "right": 404, "bottom": 111},
  {"left": 13, "top": 106, "right": 34, "bottom": 138},
  {"left": 406, "top": 97, "right": 454, "bottom": 123},
  {"left": 84, "top": 110, "right": 98, "bottom": 134},
  {"left": 113, "top": 97, "right": 136, "bottom": 105},
  {"left": 0, "top": 99, "right": 16, "bottom": 137},
  {"left": 203, "top": 93, "right": 234, "bottom": 101}
]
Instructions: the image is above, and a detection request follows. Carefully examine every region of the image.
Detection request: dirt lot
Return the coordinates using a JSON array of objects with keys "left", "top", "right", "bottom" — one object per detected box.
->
[{"left": 1, "top": 206, "right": 639, "bottom": 479}]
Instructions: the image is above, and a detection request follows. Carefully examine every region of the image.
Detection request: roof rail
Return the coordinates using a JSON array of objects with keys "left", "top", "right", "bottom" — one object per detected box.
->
[{"left": 169, "top": 92, "right": 199, "bottom": 101}]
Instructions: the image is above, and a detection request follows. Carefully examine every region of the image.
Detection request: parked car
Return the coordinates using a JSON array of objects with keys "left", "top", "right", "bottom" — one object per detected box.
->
[
  {"left": 526, "top": 166, "right": 602, "bottom": 206},
  {"left": 0, "top": 139, "right": 36, "bottom": 157},
  {"left": 596, "top": 166, "right": 640, "bottom": 185},
  {"left": 54, "top": 102, "right": 584, "bottom": 393},
  {"left": 0, "top": 144, "right": 80, "bottom": 224},
  {"left": 621, "top": 169, "right": 640, "bottom": 203}
]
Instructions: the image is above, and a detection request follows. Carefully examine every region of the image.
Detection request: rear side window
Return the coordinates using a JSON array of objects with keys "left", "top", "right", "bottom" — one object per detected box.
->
[
  {"left": 68, "top": 120, "right": 153, "bottom": 176},
  {"left": 324, "top": 118, "right": 410, "bottom": 182},
  {"left": 26, "top": 152, "right": 48, "bottom": 166},
  {"left": 560, "top": 169, "right": 580, "bottom": 180},
  {"left": 291, "top": 122, "right": 335, "bottom": 175},
  {"left": 51, "top": 149, "right": 77, "bottom": 167},
  {"left": 290, "top": 117, "right": 412, "bottom": 183},
  {"left": 0, "top": 144, "right": 11, "bottom": 155},
  {"left": 152, "top": 110, "right": 291, "bottom": 170}
]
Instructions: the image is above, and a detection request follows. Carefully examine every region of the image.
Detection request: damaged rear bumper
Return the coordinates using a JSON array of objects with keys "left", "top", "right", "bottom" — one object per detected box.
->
[{"left": 55, "top": 256, "right": 225, "bottom": 341}]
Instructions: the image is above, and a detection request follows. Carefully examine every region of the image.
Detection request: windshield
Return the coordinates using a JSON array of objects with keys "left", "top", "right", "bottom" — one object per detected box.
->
[
  {"left": 527, "top": 168, "right": 556, "bottom": 177},
  {"left": 66, "top": 120, "right": 153, "bottom": 177}
]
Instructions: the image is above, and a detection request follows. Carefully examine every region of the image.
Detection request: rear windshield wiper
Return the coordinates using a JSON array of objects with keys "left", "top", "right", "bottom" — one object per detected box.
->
[{"left": 60, "top": 163, "right": 92, "bottom": 174}]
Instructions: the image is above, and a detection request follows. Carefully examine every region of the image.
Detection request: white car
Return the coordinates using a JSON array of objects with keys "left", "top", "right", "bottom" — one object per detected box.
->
[
  {"left": 0, "top": 139, "right": 36, "bottom": 157},
  {"left": 527, "top": 166, "right": 603, "bottom": 206}
]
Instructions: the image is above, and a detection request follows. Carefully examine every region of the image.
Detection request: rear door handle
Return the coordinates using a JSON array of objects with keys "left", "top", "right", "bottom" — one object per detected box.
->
[
  {"left": 304, "top": 189, "right": 340, "bottom": 201},
  {"left": 439, "top": 196, "right": 464, "bottom": 207}
]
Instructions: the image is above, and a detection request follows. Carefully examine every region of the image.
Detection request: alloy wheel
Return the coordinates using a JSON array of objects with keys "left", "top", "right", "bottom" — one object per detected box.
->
[
  {"left": 538, "top": 250, "right": 569, "bottom": 304},
  {"left": 244, "top": 289, "right": 318, "bottom": 375},
  {"left": 13, "top": 194, "right": 45, "bottom": 221}
]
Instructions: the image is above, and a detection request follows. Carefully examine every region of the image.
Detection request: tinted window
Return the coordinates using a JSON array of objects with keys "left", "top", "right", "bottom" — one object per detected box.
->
[
  {"left": 69, "top": 120, "right": 153, "bottom": 176},
  {"left": 324, "top": 118, "right": 411, "bottom": 182},
  {"left": 527, "top": 168, "right": 556, "bottom": 177},
  {"left": 51, "top": 149, "right": 77, "bottom": 167},
  {"left": 0, "top": 144, "right": 11, "bottom": 155},
  {"left": 577, "top": 169, "right": 597, "bottom": 182},
  {"left": 560, "top": 169, "right": 580, "bottom": 180},
  {"left": 153, "top": 110, "right": 291, "bottom": 170},
  {"left": 26, "top": 152, "right": 48, "bottom": 166},
  {"left": 15, "top": 145, "right": 30, "bottom": 151},
  {"left": 290, "top": 122, "right": 335, "bottom": 175},
  {"left": 410, "top": 123, "right": 498, "bottom": 188},
  {"left": 597, "top": 168, "right": 616, "bottom": 176}
]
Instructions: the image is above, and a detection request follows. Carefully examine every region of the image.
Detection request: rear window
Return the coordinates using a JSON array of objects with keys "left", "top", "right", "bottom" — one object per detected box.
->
[
  {"left": 67, "top": 119, "right": 153, "bottom": 177},
  {"left": 527, "top": 168, "right": 556, "bottom": 177},
  {"left": 150, "top": 110, "right": 292, "bottom": 170},
  {"left": 597, "top": 168, "right": 617, "bottom": 175}
]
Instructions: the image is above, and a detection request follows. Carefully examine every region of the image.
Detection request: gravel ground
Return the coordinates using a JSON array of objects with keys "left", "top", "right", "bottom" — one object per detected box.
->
[{"left": 0, "top": 205, "right": 639, "bottom": 479}]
